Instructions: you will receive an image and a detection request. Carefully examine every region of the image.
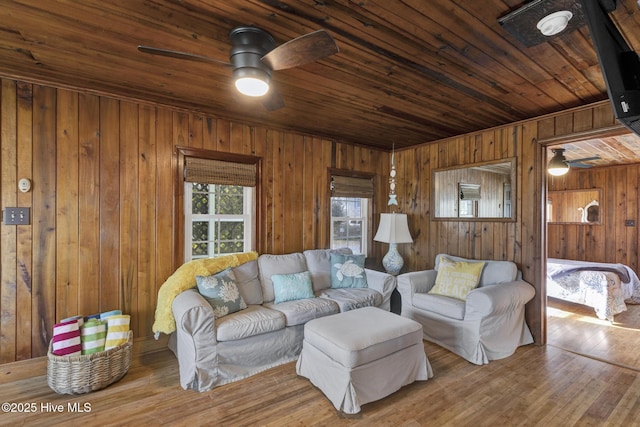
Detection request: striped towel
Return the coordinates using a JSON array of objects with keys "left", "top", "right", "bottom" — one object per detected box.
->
[
  {"left": 60, "top": 315, "right": 84, "bottom": 328},
  {"left": 100, "top": 309, "right": 122, "bottom": 321},
  {"left": 52, "top": 319, "right": 82, "bottom": 356},
  {"left": 81, "top": 319, "right": 107, "bottom": 355},
  {"left": 104, "top": 315, "right": 130, "bottom": 350}
]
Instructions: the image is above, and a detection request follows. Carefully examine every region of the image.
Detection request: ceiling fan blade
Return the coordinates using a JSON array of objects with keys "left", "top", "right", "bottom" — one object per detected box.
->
[
  {"left": 137, "top": 45, "right": 231, "bottom": 66},
  {"left": 261, "top": 86, "right": 285, "bottom": 111},
  {"left": 568, "top": 163, "right": 593, "bottom": 168},
  {"left": 261, "top": 29, "right": 339, "bottom": 71},
  {"left": 568, "top": 156, "right": 601, "bottom": 164}
]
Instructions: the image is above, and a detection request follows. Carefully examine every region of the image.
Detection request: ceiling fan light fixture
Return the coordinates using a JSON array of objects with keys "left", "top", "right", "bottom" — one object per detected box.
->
[
  {"left": 233, "top": 68, "right": 270, "bottom": 97},
  {"left": 548, "top": 149, "right": 569, "bottom": 176},
  {"left": 537, "top": 10, "right": 573, "bottom": 36}
]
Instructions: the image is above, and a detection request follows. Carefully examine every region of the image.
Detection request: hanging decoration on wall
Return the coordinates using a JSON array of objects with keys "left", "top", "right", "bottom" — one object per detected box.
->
[{"left": 388, "top": 144, "right": 398, "bottom": 207}]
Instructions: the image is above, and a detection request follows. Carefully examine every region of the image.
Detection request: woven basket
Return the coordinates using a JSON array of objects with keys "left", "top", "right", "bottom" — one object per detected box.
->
[{"left": 47, "top": 330, "right": 133, "bottom": 395}]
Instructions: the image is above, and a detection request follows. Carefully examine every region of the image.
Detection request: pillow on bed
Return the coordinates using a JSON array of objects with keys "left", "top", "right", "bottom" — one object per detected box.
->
[{"left": 429, "top": 256, "right": 485, "bottom": 301}]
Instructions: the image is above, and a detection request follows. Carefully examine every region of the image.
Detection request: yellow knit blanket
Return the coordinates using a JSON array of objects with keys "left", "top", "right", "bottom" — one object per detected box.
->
[{"left": 153, "top": 251, "right": 259, "bottom": 336}]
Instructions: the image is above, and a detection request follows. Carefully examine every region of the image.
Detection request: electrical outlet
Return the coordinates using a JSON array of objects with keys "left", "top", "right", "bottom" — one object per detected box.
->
[
  {"left": 625, "top": 219, "right": 636, "bottom": 227},
  {"left": 3, "top": 207, "right": 30, "bottom": 225}
]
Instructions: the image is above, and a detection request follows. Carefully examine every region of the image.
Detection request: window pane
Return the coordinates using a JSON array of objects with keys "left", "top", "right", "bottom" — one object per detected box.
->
[
  {"left": 192, "top": 184, "right": 210, "bottom": 214},
  {"left": 192, "top": 221, "right": 209, "bottom": 241},
  {"left": 216, "top": 186, "right": 244, "bottom": 214}
]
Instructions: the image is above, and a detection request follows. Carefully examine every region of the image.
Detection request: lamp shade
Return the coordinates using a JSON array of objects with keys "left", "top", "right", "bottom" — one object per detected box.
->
[{"left": 373, "top": 213, "right": 413, "bottom": 244}]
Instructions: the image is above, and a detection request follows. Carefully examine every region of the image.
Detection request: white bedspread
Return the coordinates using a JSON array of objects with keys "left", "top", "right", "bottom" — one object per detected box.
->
[{"left": 547, "top": 259, "right": 640, "bottom": 321}]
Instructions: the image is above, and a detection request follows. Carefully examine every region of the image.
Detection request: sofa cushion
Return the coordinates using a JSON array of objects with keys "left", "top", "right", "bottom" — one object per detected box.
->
[
  {"left": 196, "top": 269, "right": 247, "bottom": 318},
  {"left": 258, "top": 253, "right": 308, "bottom": 303},
  {"left": 231, "top": 259, "right": 263, "bottom": 305},
  {"left": 264, "top": 298, "right": 339, "bottom": 326},
  {"left": 318, "top": 287, "right": 382, "bottom": 311},
  {"left": 304, "top": 248, "right": 353, "bottom": 292},
  {"left": 330, "top": 253, "right": 368, "bottom": 289},
  {"left": 413, "top": 293, "right": 465, "bottom": 320},
  {"left": 272, "top": 271, "right": 315, "bottom": 304},
  {"left": 429, "top": 256, "right": 485, "bottom": 301},
  {"left": 216, "top": 305, "right": 286, "bottom": 341},
  {"left": 435, "top": 253, "right": 517, "bottom": 287}
]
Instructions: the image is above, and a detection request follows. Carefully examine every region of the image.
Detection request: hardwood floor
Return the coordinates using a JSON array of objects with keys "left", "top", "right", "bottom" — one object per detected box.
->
[
  {"left": 2, "top": 337, "right": 640, "bottom": 426},
  {"left": 547, "top": 297, "right": 640, "bottom": 371}
]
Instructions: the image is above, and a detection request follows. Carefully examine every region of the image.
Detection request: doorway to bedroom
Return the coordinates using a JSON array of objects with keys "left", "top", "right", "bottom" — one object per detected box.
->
[{"left": 543, "top": 131, "right": 640, "bottom": 372}]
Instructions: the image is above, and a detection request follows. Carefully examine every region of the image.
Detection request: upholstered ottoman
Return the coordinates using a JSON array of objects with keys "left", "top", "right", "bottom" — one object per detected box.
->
[{"left": 296, "top": 306, "right": 433, "bottom": 414}]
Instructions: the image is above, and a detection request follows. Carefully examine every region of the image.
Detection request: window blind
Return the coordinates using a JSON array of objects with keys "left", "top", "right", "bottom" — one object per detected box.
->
[
  {"left": 184, "top": 157, "right": 256, "bottom": 187},
  {"left": 459, "top": 183, "right": 481, "bottom": 200},
  {"left": 331, "top": 175, "right": 374, "bottom": 198}
]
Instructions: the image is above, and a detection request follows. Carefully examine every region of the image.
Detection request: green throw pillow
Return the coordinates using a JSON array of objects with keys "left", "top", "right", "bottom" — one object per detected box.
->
[
  {"left": 330, "top": 253, "right": 368, "bottom": 289},
  {"left": 196, "top": 268, "right": 247, "bottom": 318},
  {"left": 272, "top": 271, "right": 315, "bottom": 304}
]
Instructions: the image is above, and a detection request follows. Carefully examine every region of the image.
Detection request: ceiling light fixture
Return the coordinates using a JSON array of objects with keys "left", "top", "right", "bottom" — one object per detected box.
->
[
  {"left": 548, "top": 148, "right": 570, "bottom": 176},
  {"left": 233, "top": 68, "right": 270, "bottom": 97},
  {"left": 229, "top": 27, "right": 274, "bottom": 98},
  {"left": 537, "top": 10, "right": 573, "bottom": 36}
]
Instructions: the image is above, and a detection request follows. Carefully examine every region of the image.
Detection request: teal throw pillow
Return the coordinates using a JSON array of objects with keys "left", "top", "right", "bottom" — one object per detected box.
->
[
  {"left": 330, "top": 253, "right": 368, "bottom": 289},
  {"left": 196, "top": 268, "right": 247, "bottom": 318},
  {"left": 272, "top": 271, "right": 314, "bottom": 304}
]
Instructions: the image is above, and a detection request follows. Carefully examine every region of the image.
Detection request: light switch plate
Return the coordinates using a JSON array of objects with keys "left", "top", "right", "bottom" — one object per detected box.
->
[{"left": 3, "top": 207, "right": 30, "bottom": 225}]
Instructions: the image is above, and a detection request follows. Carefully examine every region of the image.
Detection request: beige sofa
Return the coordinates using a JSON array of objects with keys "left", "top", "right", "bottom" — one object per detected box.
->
[
  {"left": 397, "top": 254, "right": 535, "bottom": 365},
  {"left": 169, "top": 248, "right": 397, "bottom": 391}
]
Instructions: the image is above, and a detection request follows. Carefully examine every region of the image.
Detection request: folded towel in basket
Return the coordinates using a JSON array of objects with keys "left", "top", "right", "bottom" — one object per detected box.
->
[
  {"left": 105, "top": 315, "right": 130, "bottom": 350},
  {"left": 100, "top": 309, "right": 122, "bottom": 321},
  {"left": 52, "top": 319, "right": 82, "bottom": 356},
  {"left": 81, "top": 319, "right": 107, "bottom": 355}
]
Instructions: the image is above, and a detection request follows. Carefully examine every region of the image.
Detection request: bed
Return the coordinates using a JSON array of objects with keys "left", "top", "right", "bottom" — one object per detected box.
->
[{"left": 546, "top": 258, "right": 640, "bottom": 321}]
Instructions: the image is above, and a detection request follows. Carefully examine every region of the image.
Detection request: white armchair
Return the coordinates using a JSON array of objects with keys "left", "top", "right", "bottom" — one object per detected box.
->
[{"left": 397, "top": 254, "right": 535, "bottom": 365}]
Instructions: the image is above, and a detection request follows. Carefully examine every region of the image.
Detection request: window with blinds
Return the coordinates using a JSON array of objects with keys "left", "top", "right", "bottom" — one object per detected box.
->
[
  {"left": 330, "top": 173, "right": 373, "bottom": 255},
  {"left": 183, "top": 156, "right": 257, "bottom": 261}
]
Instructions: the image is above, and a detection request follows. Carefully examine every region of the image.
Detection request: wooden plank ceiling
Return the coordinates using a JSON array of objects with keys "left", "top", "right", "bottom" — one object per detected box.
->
[{"left": 0, "top": 0, "right": 639, "bottom": 157}]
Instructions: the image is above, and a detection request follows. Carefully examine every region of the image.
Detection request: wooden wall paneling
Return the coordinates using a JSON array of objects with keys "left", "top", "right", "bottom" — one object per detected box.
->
[
  {"left": 283, "top": 132, "right": 300, "bottom": 253},
  {"left": 521, "top": 121, "right": 544, "bottom": 345},
  {"left": 216, "top": 118, "right": 230, "bottom": 152},
  {"left": 253, "top": 126, "right": 268, "bottom": 253},
  {"left": 240, "top": 123, "right": 253, "bottom": 156},
  {"left": 16, "top": 81, "right": 33, "bottom": 360},
  {"left": 188, "top": 114, "right": 203, "bottom": 149},
  {"left": 172, "top": 111, "right": 189, "bottom": 267},
  {"left": 78, "top": 94, "right": 101, "bottom": 318},
  {"left": 604, "top": 169, "right": 618, "bottom": 263},
  {"left": 202, "top": 116, "right": 216, "bottom": 151},
  {"left": 99, "top": 97, "right": 121, "bottom": 314},
  {"left": 271, "top": 131, "right": 285, "bottom": 253},
  {"left": 119, "top": 101, "right": 139, "bottom": 323},
  {"left": 32, "top": 85, "right": 57, "bottom": 355},
  {"left": 55, "top": 89, "right": 80, "bottom": 321},
  {"left": 302, "top": 136, "right": 316, "bottom": 250},
  {"left": 614, "top": 166, "right": 628, "bottom": 263},
  {"left": 627, "top": 167, "right": 639, "bottom": 273},
  {"left": 137, "top": 105, "right": 157, "bottom": 338},
  {"left": 1, "top": 79, "right": 17, "bottom": 363},
  {"left": 155, "top": 108, "right": 175, "bottom": 290},
  {"left": 317, "top": 138, "right": 332, "bottom": 250}
]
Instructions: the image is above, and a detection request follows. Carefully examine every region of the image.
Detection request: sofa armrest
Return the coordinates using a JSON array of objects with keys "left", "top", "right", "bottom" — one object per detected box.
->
[
  {"left": 464, "top": 280, "right": 535, "bottom": 321},
  {"left": 397, "top": 270, "right": 438, "bottom": 312},
  {"left": 172, "top": 289, "right": 219, "bottom": 390},
  {"left": 364, "top": 268, "right": 397, "bottom": 311}
]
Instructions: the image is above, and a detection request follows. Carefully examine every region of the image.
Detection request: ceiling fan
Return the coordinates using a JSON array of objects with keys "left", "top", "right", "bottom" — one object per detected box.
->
[
  {"left": 548, "top": 148, "right": 601, "bottom": 176},
  {"left": 137, "top": 26, "right": 339, "bottom": 111}
]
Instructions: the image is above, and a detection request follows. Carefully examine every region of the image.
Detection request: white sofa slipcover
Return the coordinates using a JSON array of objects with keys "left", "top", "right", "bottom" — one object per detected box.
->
[
  {"left": 169, "top": 248, "right": 397, "bottom": 391},
  {"left": 397, "top": 254, "right": 535, "bottom": 365}
]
